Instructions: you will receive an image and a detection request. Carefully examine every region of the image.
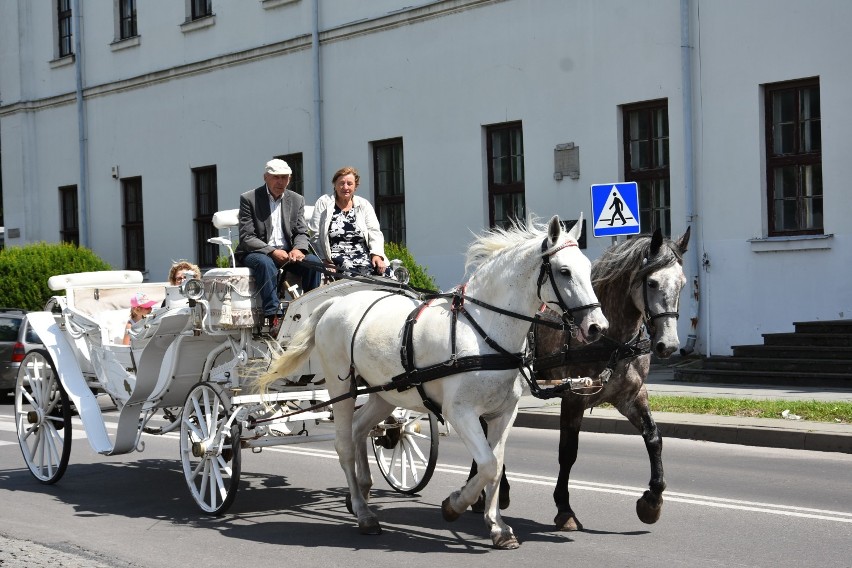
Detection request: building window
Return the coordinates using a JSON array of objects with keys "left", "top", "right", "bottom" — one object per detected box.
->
[
  {"left": 122, "top": 177, "right": 145, "bottom": 271},
  {"left": 372, "top": 138, "right": 406, "bottom": 245},
  {"left": 118, "top": 0, "right": 137, "bottom": 39},
  {"left": 57, "top": 0, "right": 73, "bottom": 58},
  {"left": 275, "top": 153, "right": 304, "bottom": 196},
  {"left": 765, "top": 78, "right": 822, "bottom": 236},
  {"left": 59, "top": 185, "right": 79, "bottom": 246},
  {"left": 623, "top": 99, "right": 670, "bottom": 236},
  {"left": 193, "top": 166, "right": 218, "bottom": 268},
  {"left": 189, "top": 0, "right": 212, "bottom": 20},
  {"left": 486, "top": 122, "right": 525, "bottom": 229}
]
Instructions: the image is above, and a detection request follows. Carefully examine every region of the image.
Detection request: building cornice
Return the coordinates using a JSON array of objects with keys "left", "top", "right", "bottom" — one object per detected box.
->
[{"left": 0, "top": 0, "right": 504, "bottom": 117}]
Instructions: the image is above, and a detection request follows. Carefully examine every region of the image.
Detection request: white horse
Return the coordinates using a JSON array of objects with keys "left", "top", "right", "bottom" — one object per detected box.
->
[{"left": 257, "top": 215, "right": 608, "bottom": 549}]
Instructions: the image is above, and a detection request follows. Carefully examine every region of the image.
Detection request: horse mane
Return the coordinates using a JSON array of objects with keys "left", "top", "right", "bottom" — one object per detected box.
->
[
  {"left": 592, "top": 233, "right": 684, "bottom": 298},
  {"left": 464, "top": 217, "right": 575, "bottom": 276}
]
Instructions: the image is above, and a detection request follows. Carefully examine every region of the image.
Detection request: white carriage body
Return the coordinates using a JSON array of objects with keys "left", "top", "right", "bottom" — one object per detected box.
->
[
  {"left": 27, "top": 267, "right": 379, "bottom": 457},
  {"left": 16, "top": 207, "right": 434, "bottom": 514}
]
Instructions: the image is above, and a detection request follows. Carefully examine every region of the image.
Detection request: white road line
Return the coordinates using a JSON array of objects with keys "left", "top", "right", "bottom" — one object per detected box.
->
[{"left": 2, "top": 416, "right": 850, "bottom": 523}]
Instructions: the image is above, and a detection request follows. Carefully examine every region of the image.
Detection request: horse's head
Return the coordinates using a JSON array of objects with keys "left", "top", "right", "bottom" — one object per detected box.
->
[
  {"left": 540, "top": 214, "right": 608, "bottom": 344},
  {"left": 630, "top": 227, "right": 690, "bottom": 358}
]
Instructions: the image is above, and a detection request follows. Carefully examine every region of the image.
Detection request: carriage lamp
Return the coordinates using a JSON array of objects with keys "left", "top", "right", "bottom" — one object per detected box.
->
[
  {"left": 182, "top": 277, "right": 205, "bottom": 301},
  {"left": 390, "top": 260, "right": 410, "bottom": 284}
]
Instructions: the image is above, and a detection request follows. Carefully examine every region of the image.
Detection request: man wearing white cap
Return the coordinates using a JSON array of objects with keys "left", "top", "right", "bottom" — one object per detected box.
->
[{"left": 235, "top": 159, "right": 322, "bottom": 323}]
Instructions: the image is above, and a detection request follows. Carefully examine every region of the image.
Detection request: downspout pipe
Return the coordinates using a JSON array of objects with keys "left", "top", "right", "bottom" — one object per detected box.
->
[
  {"left": 311, "top": 0, "right": 323, "bottom": 204},
  {"left": 72, "top": 0, "right": 89, "bottom": 247},
  {"left": 679, "top": 0, "right": 701, "bottom": 355}
]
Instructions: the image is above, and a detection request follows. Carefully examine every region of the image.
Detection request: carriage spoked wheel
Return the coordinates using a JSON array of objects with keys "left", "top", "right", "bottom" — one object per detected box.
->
[
  {"left": 14, "top": 349, "right": 73, "bottom": 484},
  {"left": 370, "top": 409, "right": 439, "bottom": 494},
  {"left": 179, "top": 382, "right": 242, "bottom": 516}
]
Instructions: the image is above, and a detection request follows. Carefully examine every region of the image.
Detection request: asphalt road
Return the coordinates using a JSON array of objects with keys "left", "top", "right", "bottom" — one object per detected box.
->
[{"left": 1, "top": 402, "right": 851, "bottom": 568}]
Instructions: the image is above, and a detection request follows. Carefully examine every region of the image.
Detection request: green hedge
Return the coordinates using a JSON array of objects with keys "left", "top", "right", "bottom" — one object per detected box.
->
[
  {"left": 385, "top": 242, "right": 438, "bottom": 291},
  {"left": 0, "top": 242, "right": 111, "bottom": 311}
]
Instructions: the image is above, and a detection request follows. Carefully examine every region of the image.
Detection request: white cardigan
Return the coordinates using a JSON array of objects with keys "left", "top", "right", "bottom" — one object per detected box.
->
[{"left": 309, "top": 194, "right": 387, "bottom": 263}]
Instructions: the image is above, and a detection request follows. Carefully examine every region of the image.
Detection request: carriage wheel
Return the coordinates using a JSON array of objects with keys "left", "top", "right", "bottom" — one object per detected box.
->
[
  {"left": 14, "top": 349, "right": 72, "bottom": 484},
  {"left": 179, "top": 382, "right": 241, "bottom": 516},
  {"left": 371, "top": 409, "right": 439, "bottom": 494}
]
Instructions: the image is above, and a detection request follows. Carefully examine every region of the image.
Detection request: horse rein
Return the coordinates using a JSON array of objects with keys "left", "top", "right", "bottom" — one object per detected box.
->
[{"left": 256, "top": 239, "right": 606, "bottom": 422}]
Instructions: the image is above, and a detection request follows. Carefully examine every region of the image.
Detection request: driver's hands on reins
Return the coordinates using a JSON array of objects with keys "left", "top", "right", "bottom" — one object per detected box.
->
[
  {"left": 270, "top": 249, "right": 289, "bottom": 265},
  {"left": 271, "top": 248, "right": 305, "bottom": 266}
]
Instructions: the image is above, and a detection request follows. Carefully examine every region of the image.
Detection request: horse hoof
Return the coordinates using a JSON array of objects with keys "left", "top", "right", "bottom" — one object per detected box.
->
[
  {"left": 636, "top": 491, "right": 663, "bottom": 524},
  {"left": 442, "top": 497, "right": 461, "bottom": 522},
  {"left": 345, "top": 494, "right": 354, "bottom": 516},
  {"left": 358, "top": 518, "right": 382, "bottom": 535},
  {"left": 554, "top": 512, "right": 583, "bottom": 532},
  {"left": 493, "top": 534, "right": 520, "bottom": 550}
]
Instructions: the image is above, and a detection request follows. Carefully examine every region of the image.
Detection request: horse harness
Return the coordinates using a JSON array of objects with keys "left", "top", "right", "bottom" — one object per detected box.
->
[
  {"left": 524, "top": 252, "right": 682, "bottom": 399},
  {"left": 266, "top": 237, "right": 601, "bottom": 422}
]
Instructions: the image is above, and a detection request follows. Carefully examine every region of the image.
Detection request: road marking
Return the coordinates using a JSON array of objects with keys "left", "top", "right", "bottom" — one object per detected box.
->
[{"left": 2, "top": 416, "right": 851, "bottom": 524}]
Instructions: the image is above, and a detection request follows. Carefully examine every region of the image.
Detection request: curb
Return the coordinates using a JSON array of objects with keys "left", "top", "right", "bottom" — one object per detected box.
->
[{"left": 514, "top": 411, "right": 852, "bottom": 454}]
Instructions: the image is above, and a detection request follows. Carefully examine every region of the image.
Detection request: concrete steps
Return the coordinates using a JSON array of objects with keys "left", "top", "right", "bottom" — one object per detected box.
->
[{"left": 674, "top": 319, "right": 852, "bottom": 388}]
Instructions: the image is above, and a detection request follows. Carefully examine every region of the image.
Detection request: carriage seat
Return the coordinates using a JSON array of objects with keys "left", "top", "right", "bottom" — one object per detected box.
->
[
  {"left": 211, "top": 206, "right": 318, "bottom": 299},
  {"left": 67, "top": 283, "right": 167, "bottom": 344}
]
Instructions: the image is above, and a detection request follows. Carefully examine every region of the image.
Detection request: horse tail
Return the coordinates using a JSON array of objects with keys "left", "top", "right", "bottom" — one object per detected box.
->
[{"left": 255, "top": 298, "right": 337, "bottom": 395}]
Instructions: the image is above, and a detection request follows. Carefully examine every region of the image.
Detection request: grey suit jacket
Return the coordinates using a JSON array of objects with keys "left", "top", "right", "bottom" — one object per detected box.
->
[{"left": 235, "top": 185, "right": 311, "bottom": 262}]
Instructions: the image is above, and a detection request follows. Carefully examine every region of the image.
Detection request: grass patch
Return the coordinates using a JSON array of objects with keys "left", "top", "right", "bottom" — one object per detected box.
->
[{"left": 643, "top": 396, "right": 852, "bottom": 424}]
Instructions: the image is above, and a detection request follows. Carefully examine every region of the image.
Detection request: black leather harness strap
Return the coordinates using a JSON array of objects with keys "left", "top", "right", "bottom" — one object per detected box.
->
[{"left": 256, "top": 237, "right": 599, "bottom": 422}]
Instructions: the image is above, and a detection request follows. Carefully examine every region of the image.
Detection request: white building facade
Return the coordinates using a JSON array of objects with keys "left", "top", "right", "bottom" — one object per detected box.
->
[{"left": 1, "top": 0, "right": 849, "bottom": 356}]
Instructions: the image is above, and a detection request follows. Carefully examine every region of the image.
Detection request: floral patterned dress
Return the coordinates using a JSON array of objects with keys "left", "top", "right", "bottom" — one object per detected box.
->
[{"left": 328, "top": 206, "right": 372, "bottom": 273}]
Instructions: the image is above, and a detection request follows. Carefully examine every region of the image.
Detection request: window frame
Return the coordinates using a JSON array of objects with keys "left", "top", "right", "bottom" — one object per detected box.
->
[
  {"left": 486, "top": 121, "right": 525, "bottom": 229},
  {"left": 188, "top": 0, "right": 212, "bottom": 21},
  {"left": 57, "top": 0, "right": 73, "bottom": 58},
  {"left": 275, "top": 153, "right": 304, "bottom": 196},
  {"left": 622, "top": 98, "right": 671, "bottom": 237},
  {"left": 372, "top": 138, "right": 406, "bottom": 245},
  {"left": 764, "top": 77, "right": 823, "bottom": 237},
  {"left": 193, "top": 166, "right": 219, "bottom": 268},
  {"left": 118, "top": 0, "right": 137, "bottom": 40},
  {"left": 59, "top": 185, "right": 79, "bottom": 246},
  {"left": 121, "top": 177, "right": 145, "bottom": 272}
]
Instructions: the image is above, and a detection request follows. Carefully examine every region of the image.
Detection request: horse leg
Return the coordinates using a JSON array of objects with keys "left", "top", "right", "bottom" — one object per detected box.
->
[
  {"left": 331, "top": 395, "right": 382, "bottom": 535},
  {"left": 469, "top": 418, "right": 511, "bottom": 513},
  {"left": 553, "top": 400, "right": 584, "bottom": 531},
  {"left": 445, "top": 409, "right": 520, "bottom": 550},
  {"left": 621, "top": 394, "right": 666, "bottom": 524},
  {"left": 351, "top": 395, "right": 397, "bottom": 504}
]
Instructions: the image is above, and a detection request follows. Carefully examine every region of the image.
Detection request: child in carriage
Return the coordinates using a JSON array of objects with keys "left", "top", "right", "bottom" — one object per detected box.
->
[{"left": 122, "top": 292, "right": 158, "bottom": 345}]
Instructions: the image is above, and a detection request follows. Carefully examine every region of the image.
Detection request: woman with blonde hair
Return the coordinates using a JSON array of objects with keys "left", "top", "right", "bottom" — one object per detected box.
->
[{"left": 168, "top": 260, "right": 201, "bottom": 285}]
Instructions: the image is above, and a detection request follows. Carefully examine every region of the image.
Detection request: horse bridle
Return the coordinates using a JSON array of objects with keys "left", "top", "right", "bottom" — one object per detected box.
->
[
  {"left": 537, "top": 239, "right": 601, "bottom": 331},
  {"left": 640, "top": 258, "right": 680, "bottom": 333}
]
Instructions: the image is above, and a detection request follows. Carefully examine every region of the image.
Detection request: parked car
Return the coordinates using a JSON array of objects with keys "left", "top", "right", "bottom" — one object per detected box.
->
[{"left": 0, "top": 309, "right": 43, "bottom": 399}]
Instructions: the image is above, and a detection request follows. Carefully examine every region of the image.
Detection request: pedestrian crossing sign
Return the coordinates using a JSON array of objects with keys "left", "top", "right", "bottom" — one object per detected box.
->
[{"left": 590, "top": 182, "right": 641, "bottom": 237}]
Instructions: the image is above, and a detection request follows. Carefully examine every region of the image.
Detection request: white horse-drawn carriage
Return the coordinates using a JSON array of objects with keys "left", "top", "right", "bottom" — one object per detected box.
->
[
  {"left": 13, "top": 209, "right": 438, "bottom": 515},
  {"left": 16, "top": 209, "right": 610, "bottom": 549}
]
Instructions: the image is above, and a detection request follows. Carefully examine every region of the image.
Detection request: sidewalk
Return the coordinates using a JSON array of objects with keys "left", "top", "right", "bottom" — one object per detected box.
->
[{"left": 514, "top": 365, "right": 852, "bottom": 454}]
